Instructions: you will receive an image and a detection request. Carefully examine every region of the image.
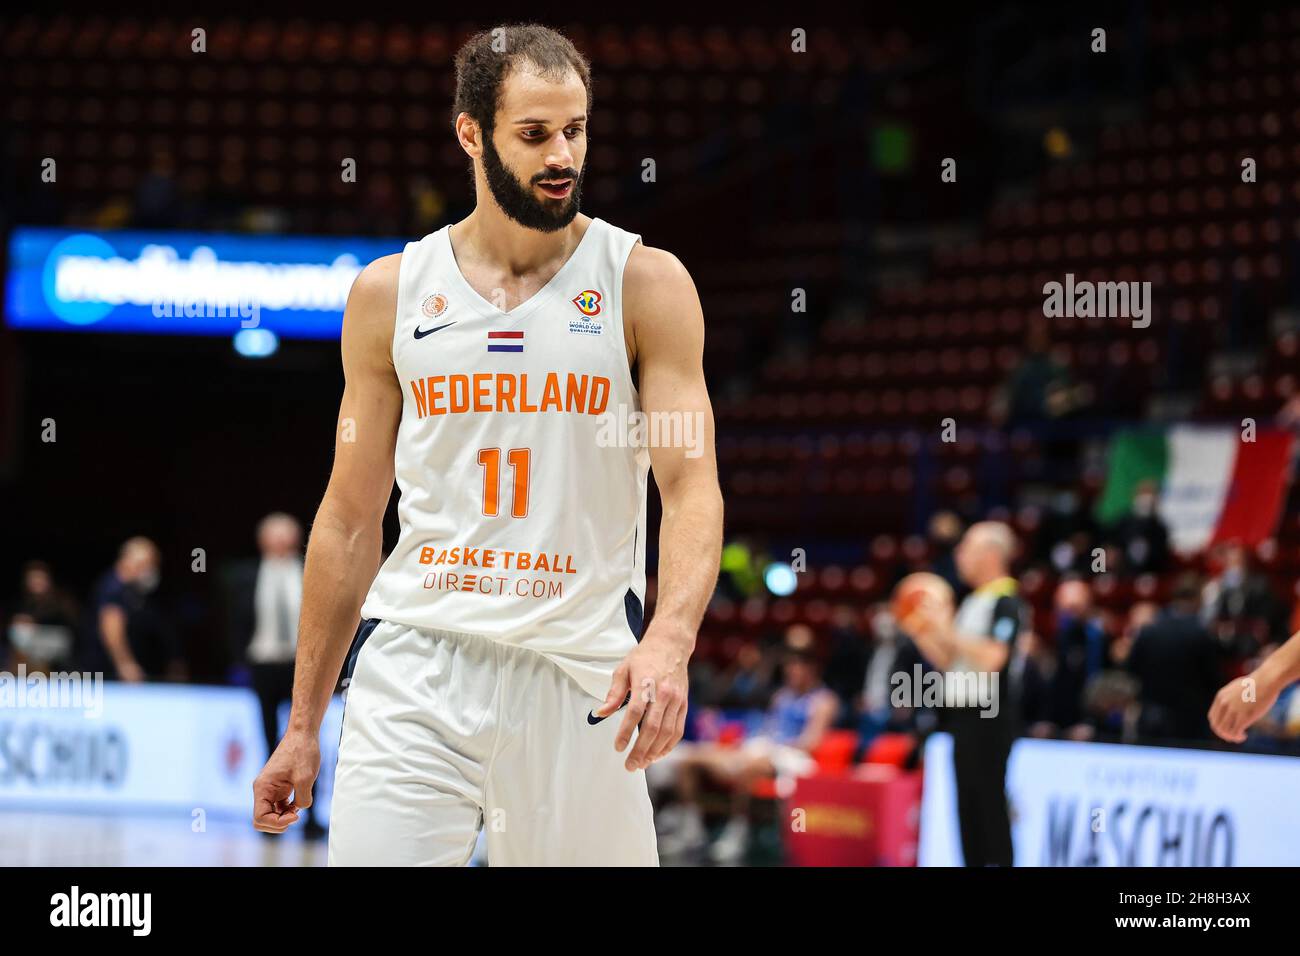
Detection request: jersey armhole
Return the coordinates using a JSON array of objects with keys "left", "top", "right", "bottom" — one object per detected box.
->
[
  {"left": 613, "top": 234, "right": 643, "bottom": 401},
  {"left": 389, "top": 237, "right": 422, "bottom": 368}
]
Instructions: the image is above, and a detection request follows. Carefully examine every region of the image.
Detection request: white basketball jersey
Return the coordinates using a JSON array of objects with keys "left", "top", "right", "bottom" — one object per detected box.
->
[{"left": 359, "top": 217, "right": 650, "bottom": 700}]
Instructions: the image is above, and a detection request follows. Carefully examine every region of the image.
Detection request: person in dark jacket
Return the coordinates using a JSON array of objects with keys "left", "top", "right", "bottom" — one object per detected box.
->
[
  {"left": 1110, "top": 481, "right": 1170, "bottom": 574},
  {"left": 1127, "top": 576, "right": 1223, "bottom": 742},
  {"left": 85, "top": 538, "right": 183, "bottom": 681}
]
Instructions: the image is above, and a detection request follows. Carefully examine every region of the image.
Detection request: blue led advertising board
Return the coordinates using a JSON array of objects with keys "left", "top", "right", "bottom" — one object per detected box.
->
[{"left": 5, "top": 227, "right": 406, "bottom": 339}]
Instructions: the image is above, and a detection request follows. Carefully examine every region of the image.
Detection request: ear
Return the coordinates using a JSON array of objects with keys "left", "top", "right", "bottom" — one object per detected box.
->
[{"left": 455, "top": 112, "right": 484, "bottom": 159}]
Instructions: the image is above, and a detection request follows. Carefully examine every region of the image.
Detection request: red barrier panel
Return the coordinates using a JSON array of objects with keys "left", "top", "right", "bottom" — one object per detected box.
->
[{"left": 783, "top": 766, "right": 923, "bottom": 866}]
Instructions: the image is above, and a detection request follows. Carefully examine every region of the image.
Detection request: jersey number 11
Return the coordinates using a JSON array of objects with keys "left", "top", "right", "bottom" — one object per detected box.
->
[{"left": 478, "top": 447, "right": 531, "bottom": 518}]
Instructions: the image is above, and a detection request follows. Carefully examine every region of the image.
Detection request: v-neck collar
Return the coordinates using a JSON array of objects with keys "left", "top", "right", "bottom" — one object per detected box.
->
[{"left": 441, "top": 217, "right": 603, "bottom": 322}]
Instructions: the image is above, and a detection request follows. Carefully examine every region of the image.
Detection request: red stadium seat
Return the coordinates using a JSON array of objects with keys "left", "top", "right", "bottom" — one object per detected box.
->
[{"left": 864, "top": 733, "right": 914, "bottom": 768}]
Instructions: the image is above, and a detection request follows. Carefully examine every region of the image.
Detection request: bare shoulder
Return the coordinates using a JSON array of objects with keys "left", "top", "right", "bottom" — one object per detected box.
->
[
  {"left": 342, "top": 253, "right": 402, "bottom": 369},
  {"left": 623, "top": 242, "right": 695, "bottom": 301},
  {"left": 335, "top": 252, "right": 400, "bottom": 379},
  {"left": 349, "top": 253, "right": 401, "bottom": 314},
  {"left": 622, "top": 244, "right": 702, "bottom": 358}
]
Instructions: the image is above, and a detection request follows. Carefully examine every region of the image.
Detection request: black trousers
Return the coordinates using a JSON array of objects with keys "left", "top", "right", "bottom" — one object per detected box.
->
[
  {"left": 249, "top": 660, "right": 318, "bottom": 828},
  {"left": 949, "top": 717, "right": 1014, "bottom": 867}
]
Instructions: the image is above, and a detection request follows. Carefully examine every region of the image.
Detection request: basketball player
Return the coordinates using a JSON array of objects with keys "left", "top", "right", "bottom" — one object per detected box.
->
[{"left": 251, "top": 24, "right": 723, "bottom": 865}]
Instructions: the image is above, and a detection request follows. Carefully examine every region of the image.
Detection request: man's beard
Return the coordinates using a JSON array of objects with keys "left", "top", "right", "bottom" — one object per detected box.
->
[{"left": 481, "top": 132, "right": 584, "bottom": 233}]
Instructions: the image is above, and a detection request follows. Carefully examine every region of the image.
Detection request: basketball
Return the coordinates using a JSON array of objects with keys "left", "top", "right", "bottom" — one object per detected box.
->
[{"left": 890, "top": 572, "right": 954, "bottom": 627}]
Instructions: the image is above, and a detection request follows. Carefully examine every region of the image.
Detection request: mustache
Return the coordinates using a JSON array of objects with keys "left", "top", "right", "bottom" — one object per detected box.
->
[{"left": 531, "top": 168, "right": 581, "bottom": 184}]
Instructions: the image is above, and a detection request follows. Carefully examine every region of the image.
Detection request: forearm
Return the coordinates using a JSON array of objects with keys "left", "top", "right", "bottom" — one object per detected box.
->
[
  {"left": 287, "top": 504, "right": 384, "bottom": 736},
  {"left": 100, "top": 612, "right": 136, "bottom": 670},
  {"left": 1255, "top": 631, "right": 1300, "bottom": 691},
  {"left": 104, "top": 634, "right": 137, "bottom": 671},
  {"left": 795, "top": 704, "right": 836, "bottom": 751},
  {"left": 909, "top": 631, "right": 955, "bottom": 670},
  {"left": 647, "top": 477, "right": 723, "bottom": 651},
  {"left": 103, "top": 633, "right": 134, "bottom": 669},
  {"left": 951, "top": 632, "right": 1007, "bottom": 673}
]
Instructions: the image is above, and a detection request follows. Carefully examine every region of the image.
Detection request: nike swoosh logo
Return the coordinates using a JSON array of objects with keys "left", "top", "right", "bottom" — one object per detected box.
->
[
  {"left": 587, "top": 690, "right": 633, "bottom": 725},
  {"left": 413, "top": 322, "right": 455, "bottom": 339}
]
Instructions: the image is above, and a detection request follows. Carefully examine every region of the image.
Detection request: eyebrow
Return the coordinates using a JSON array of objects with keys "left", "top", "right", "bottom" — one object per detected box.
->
[{"left": 512, "top": 116, "right": 587, "bottom": 125}]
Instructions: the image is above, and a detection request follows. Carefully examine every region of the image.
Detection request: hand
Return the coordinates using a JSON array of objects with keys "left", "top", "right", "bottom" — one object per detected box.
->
[
  {"left": 117, "top": 659, "right": 146, "bottom": 683},
  {"left": 901, "top": 593, "right": 952, "bottom": 645},
  {"left": 253, "top": 728, "right": 321, "bottom": 833},
  {"left": 1209, "top": 672, "right": 1280, "bottom": 744},
  {"left": 594, "top": 626, "right": 691, "bottom": 771}
]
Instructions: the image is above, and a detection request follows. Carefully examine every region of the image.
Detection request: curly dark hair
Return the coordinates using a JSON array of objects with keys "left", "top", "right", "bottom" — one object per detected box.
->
[{"left": 452, "top": 23, "right": 592, "bottom": 135}]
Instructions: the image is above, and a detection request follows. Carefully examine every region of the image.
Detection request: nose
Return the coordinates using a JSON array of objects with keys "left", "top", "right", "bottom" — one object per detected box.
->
[{"left": 544, "top": 130, "right": 574, "bottom": 169}]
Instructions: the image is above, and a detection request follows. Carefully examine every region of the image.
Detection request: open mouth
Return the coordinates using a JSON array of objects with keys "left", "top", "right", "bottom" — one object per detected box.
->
[{"left": 537, "top": 178, "right": 573, "bottom": 199}]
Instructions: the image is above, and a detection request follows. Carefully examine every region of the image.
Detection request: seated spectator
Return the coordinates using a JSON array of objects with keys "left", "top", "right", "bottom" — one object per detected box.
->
[
  {"left": 5, "top": 561, "right": 79, "bottom": 673},
  {"left": 995, "top": 317, "right": 1074, "bottom": 425},
  {"left": 1074, "top": 670, "right": 1140, "bottom": 744},
  {"left": 1202, "top": 542, "right": 1288, "bottom": 661},
  {"left": 1108, "top": 481, "right": 1170, "bottom": 574},
  {"left": 712, "top": 639, "right": 777, "bottom": 710},
  {"left": 654, "top": 644, "right": 838, "bottom": 864},
  {"left": 1038, "top": 490, "right": 1098, "bottom": 577}
]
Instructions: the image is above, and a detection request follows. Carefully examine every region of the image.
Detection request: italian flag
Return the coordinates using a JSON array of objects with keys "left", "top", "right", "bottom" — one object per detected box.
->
[{"left": 1097, "top": 425, "right": 1296, "bottom": 554}]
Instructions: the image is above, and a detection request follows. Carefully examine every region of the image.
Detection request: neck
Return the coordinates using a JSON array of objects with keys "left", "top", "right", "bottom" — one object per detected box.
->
[
  {"left": 455, "top": 200, "right": 586, "bottom": 275},
  {"left": 972, "top": 569, "right": 1008, "bottom": 590}
]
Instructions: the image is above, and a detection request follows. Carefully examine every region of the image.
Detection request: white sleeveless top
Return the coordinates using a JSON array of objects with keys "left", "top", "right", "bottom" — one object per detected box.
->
[{"left": 359, "top": 217, "right": 650, "bottom": 700}]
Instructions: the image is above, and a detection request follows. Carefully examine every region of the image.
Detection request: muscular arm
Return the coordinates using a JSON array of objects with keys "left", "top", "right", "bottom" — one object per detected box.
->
[
  {"left": 1211, "top": 629, "right": 1300, "bottom": 742},
  {"left": 630, "top": 245, "right": 723, "bottom": 655},
  {"left": 253, "top": 253, "right": 401, "bottom": 833},
  {"left": 287, "top": 255, "right": 403, "bottom": 737},
  {"left": 1254, "top": 631, "right": 1300, "bottom": 690},
  {"left": 597, "top": 244, "right": 724, "bottom": 769}
]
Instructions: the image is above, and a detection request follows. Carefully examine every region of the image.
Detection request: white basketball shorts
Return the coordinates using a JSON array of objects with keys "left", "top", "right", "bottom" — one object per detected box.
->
[{"left": 327, "top": 619, "right": 659, "bottom": 866}]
